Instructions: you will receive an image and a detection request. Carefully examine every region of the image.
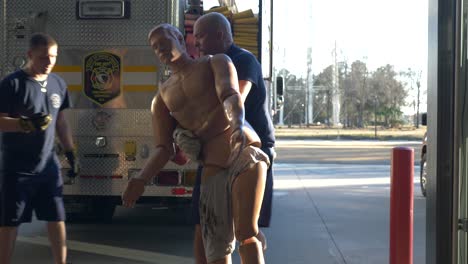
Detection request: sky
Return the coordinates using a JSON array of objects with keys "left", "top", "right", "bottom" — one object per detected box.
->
[
  {"left": 203, "top": 0, "right": 428, "bottom": 114},
  {"left": 273, "top": 0, "right": 428, "bottom": 114},
  {"left": 203, "top": 0, "right": 427, "bottom": 76},
  {"left": 274, "top": 0, "right": 428, "bottom": 74}
]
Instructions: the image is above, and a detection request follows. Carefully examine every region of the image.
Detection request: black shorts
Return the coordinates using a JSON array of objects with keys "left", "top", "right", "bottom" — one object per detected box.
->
[
  {"left": 191, "top": 147, "right": 274, "bottom": 227},
  {"left": 0, "top": 156, "right": 65, "bottom": 227}
]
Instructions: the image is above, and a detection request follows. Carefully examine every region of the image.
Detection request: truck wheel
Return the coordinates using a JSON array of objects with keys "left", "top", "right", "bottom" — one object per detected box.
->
[
  {"left": 420, "top": 153, "right": 427, "bottom": 197},
  {"left": 170, "top": 205, "right": 193, "bottom": 225},
  {"left": 65, "top": 211, "right": 80, "bottom": 223},
  {"left": 91, "top": 197, "right": 117, "bottom": 223},
  {"left": 64, "top": 198, "right": 89, "bottom": 223}
]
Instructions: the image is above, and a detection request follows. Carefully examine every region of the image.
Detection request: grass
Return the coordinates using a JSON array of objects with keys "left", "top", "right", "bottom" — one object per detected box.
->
[{"left": 274, "top": 125, "right": 426, "bottom": 140}]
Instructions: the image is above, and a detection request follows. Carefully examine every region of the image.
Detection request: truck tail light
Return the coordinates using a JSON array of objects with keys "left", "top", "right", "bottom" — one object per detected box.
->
[{"left": 171, "top": 187, "right": 188, "bottom": 195}]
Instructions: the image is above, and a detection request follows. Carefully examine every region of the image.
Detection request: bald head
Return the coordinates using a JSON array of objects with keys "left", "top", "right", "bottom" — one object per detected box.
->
[
  {"left": 197, "top": 12, "right": 233, "bottom": 40},
  {"left": 194, "top": 12, "right": 233, "bottom": 55}
]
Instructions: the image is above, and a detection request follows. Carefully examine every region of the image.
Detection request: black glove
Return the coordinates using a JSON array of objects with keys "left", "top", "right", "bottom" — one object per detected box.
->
[
  {"left": 65, "top": 149, "right": 80, "bottom": 178},
  {"left": 19, "top": 112, "right": 52, "bottom": 133}
]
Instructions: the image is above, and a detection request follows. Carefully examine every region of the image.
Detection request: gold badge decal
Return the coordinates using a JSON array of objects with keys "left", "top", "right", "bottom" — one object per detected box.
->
[{"left": 84, "top": 51, "right": 122, "bottom": 105}]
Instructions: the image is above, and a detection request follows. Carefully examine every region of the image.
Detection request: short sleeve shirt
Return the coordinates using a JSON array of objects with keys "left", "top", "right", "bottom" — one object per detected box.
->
[
  {"left": 225, "top": 45, "right": 275, "bottom": 148},
  {"left": 0, "top": 70, "right": 71, "bottom": 173}
]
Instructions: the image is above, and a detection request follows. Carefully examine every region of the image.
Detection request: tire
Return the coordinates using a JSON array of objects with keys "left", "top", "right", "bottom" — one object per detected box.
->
[
  {"left": 91, "top": 197, "right": 117, "bottom": 223},
  {"left": 64, "top": 197, "right": 116, "bottom": 223},
  {"left": 170, "top": 205, "right": 193, "bottom": 225},
  {"left": 420, "top": 153, "right": 427, "bottom": 197},
  {"left": 64, "top": 197, "right": 89, "bottom": 223}
]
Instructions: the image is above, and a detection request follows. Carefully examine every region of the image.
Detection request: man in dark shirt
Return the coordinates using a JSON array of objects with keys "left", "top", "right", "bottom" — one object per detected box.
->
[
  {"left": 192, "top": 12, "right": 276, "bottom": 263},
  {"left": 0, "top": 33, "right": 77, "bottom": 264}
]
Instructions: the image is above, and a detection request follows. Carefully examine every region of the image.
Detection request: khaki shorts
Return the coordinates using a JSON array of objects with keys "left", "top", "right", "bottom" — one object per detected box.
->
[{"left": 199, "top": 146, "right": 270, "bottom": 262}]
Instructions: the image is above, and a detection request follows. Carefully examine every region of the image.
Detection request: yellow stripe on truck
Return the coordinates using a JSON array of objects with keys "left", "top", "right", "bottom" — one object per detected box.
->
[
  {"left": 67, "top": 85, "right": 81, "bottom": 92},
  {"left": 53, "top": 65, "right": 157, "bottom": 73},
  {"left": 123, "top": 85, "right": 157, "bottom": 92},
  {"left": 53, "top": 65, "right": 82, "bottom": 72},
  {"left": 123, "top": 66, "right": 157, "bottom": 72},
  {"left": 54, "top": 65, "right": 158, "bottom": 92},
  {"left": 67, "top": 85, "right": 157, "bottom": 92}
]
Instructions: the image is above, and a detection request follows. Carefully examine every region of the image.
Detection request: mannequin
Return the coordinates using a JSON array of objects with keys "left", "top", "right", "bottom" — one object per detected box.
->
[{"left": 122, "top": 23, "right": 268, "bottom": 264}]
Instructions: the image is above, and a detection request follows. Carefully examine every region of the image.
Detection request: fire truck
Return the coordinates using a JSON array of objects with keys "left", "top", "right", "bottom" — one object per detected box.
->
[{"left": 0, "top": 0, "right": 276, "bottom": 222}]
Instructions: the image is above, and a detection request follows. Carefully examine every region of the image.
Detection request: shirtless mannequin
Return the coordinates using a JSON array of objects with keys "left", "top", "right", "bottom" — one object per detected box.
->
[{"left": 122, "top": 23, "right": 268, "bottom": 264}]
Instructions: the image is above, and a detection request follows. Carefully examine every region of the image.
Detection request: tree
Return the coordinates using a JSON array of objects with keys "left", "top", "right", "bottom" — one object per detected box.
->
[
  {"left": 313, "top": 65, "right": 334, "bottom": 126},
  {"left": 400, "top": 68, "right": 423, "bottom": 127},
  {"left": 338, "top": 61, "right": 352, "bottom": 127},
  {"left": 292, "top": 58, "right": 410, "bottom": 128},
  {"left": 369, "top": 65, "right": 407, "bottom": 127},
  {"left": 347, "top": 60, "right": 369, "bottom": 127}
]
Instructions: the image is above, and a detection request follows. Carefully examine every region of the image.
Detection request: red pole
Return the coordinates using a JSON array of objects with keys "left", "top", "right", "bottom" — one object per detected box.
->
[{"left": 390, "top": 147, "right": 414, "bottom": 264}]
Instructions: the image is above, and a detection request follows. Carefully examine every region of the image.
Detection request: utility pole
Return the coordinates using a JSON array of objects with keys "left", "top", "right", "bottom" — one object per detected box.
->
[
  {"left": 306, "top": 0, "right": 314, "bottom": 126},
  {"left": 331, "top": 41, "right": 341, "bottom": 126},
  {"left": 416, "top": 81, "right": 420, "bottom": 128},
  {"left": 342, "top": 61, "right": 348, "bottom": 127},
  {"left": 279, "top": 104, "right": 284, "bottom": 125},
  {"left": 306, "top": 47, "right": 313, "bottom": 126},
  {"left": 416, "top": 70, "right": 422, "bottom": 128},
  {"left": 327, "top": 89, "right": 331, "bottom": 127},
  {"left": 374, "top": 96, "right": 378, "bottom": 138},
  {"left": 278, "top": 47, "right": 286, "bottom": 126}
]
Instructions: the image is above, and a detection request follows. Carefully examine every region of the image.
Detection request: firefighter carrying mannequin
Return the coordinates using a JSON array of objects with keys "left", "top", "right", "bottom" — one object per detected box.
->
[{"left": 122, "top": 23, "right": 269, "bottom": 264}]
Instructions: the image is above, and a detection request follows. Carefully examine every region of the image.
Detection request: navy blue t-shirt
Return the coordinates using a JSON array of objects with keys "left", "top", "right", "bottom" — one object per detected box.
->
[
  {"left": 0, "top": 70, "right": 70, "bottom": 173},
  {"left": 226, "top": 45, "right": 275, "bottom": 148}
]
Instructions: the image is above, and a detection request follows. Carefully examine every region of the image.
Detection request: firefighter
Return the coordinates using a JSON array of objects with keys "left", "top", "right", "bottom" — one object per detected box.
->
[
  {"left": 122, "top": 24, "right": 268, "bottom": 264},
  {"left": 0, "top": 33, "right": 78, "bottom": 264},
  {"left": 192, "top": 12, "right": 276, "bottom": 263}
]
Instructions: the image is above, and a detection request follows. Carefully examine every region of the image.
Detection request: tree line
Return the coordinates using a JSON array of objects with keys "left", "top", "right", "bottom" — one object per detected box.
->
[{"left": 275, "top": 61, "right": 424, "bottom": 128}]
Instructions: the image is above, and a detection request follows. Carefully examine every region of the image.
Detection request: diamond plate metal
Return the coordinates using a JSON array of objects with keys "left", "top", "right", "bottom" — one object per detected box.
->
[
  {"left": 62, "top": 178, "right": 194, "bottom": 197},
  {"left": 60, "top": 109, "right": 198, "bottom": 196},
  {"left": 7, "top": 0, "right": 170, "bottom": 45},
  {"left": 60, "top": 134, "right": 197, "bottom": 197},
  {"left": 2, "top": 0, "right": 194, "bottom": 198},
  {"left": 64, "top": 109, "right": 154, "bottom": 137},
  {"left": 0, "top": 1, "right": 4, "bottom": 78},
  {"left": 2, "top": 0, "right": 184, "bottom": 75}
]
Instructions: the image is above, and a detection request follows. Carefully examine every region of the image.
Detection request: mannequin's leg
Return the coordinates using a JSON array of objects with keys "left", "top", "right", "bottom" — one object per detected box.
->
[{"left": 232, "top": 161, "right": 267, "bottom": 264}]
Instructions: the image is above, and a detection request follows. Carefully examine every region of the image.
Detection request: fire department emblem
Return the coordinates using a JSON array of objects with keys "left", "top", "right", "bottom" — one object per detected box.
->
[
  {"left": 84, "top": 51, "right": 122, "bottom": 105},
  {"left": 50, "top": 93, "right": 61, "bottom": 108}
]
